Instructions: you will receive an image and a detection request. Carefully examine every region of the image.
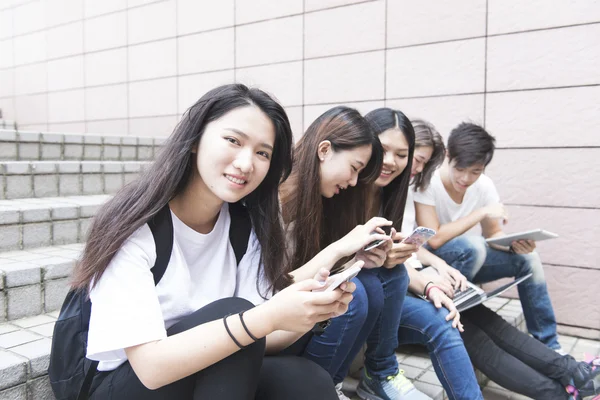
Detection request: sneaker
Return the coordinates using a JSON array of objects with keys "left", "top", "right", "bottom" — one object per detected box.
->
[
  {"left": 566, "top": 357, "right": 600, "bottom": 400},
  {"left": 335, "top": 382, "right": 352, "bottom": 400},
  {"left": 357, "top": 368, "right": 432, "bottom": 400},
  {"left": 555, "top": 347, "right": 568, "bottom": 356}
]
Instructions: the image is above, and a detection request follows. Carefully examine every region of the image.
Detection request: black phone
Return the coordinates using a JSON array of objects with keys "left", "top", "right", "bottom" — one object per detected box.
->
[{"left": 363, "top": 225, "right": 392, "bottom": 251}]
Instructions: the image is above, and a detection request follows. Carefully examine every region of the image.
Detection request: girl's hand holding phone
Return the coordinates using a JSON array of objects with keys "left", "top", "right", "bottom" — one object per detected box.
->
[
  {"left": 264, "top": 263, "right": 360, "bottom": 333},
  {"left": 355, "top": 233, "right": 392, "bottom": 269},
  {"left": 383, "top": 231, "right": 418, "bottom": 268},
  {"left": 334, "top": 217, "right": 393, "bottom": 258}
]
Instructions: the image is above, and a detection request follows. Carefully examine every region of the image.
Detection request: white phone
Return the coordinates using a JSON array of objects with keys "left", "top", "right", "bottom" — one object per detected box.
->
[
  {"left": 363, "top": 225, "right": 393, "bottom": 251},
  {"left": 312, "top": 265, "right": 362, "bottom": 292},
  {"left": 401, "top": 226, "right": 436, "bottom": 248}
]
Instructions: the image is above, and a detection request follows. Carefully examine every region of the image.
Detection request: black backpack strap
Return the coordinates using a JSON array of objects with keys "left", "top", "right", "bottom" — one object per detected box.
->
[
  {"left": 229, "top": 202, "right": 252, "bottom": 265},
  {"left": 77, "top": 360, "right": 99, "bottom": 400},
  {"left": 148, "top": 204, "right": 174, "bottom": 285}
]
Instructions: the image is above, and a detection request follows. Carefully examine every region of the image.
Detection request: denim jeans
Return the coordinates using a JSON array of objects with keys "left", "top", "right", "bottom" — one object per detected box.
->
[
  {"left": 462, "top": 305, "right": 578, "bottom": 400},
  {"left": 302, "top": 264, "right": 409, "bottom": 383},
  {"left": 429, "top": 235, "right": 560, "bottom": 349},
  {"left": 398, "top": 296, "right": 483, "bottom": 400}
]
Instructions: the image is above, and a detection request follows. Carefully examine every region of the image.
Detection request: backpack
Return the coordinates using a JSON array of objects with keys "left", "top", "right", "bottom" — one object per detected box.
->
[{"left": 48, "top": 202, "right": 252, "bottom": 400}]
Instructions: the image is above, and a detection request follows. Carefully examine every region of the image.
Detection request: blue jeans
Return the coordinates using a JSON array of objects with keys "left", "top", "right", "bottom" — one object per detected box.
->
[
  {"left": 302, "top": 264, "right": 409, "bottom": 383},
  {"left": 430, "top": 236, "right": 559, "bottom": 349},
  {"left": 398, "top": 296, "right": 483, "bottom": 400}
]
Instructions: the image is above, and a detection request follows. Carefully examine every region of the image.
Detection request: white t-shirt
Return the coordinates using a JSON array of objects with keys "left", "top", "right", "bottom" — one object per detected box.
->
[
  {"left": 401, "top": 185, "right": 417, "bottom": 236},
  {"left": 87, "top": 203, "right": 269, "bottom": 371},
  {"left": 413, "top": 170, "right": 500, "bottom": 236}
]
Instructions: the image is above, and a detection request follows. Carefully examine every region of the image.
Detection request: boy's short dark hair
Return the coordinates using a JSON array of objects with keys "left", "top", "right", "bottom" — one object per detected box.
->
[{"left": 447, "top": 122, "right": 496, "bottom": 168}]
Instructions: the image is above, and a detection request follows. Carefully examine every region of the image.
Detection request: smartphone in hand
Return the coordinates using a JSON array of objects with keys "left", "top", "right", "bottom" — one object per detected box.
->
[
  {"left": 363, "top": 226, "right": 393, "bottom": 251},
  {"left": 312, "top": 265, "right": 362, "bottom": 292},
  {"left": 401, "top": 226, "right": 436, "bottom": 248}
]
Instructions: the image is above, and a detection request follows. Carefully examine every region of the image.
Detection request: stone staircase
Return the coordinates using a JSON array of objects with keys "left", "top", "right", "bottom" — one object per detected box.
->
[{"left": 0, "top": 128, "right": 160, "bottom": 399}]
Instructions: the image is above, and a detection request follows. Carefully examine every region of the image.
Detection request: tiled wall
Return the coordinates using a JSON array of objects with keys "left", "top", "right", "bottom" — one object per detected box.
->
[{"left": 0, "top": 0, "right": 599, "bottom": 333}]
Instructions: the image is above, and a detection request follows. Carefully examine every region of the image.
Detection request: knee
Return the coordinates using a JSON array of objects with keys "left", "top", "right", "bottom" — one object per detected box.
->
[
  {"left": 347, "top": 279, "right": 371, "bottom": 325},
  {"left": 515, "top": 252, "right": 545, "bottom": 283},
  {"left": 454, "top": 236, "right": 487, "bottom": 278},
  {"left": 293, "top": 358, "right": 336, "bottom": 394},
  {"left": 423, "top": 308, "right": 463, "bottom": 350}
]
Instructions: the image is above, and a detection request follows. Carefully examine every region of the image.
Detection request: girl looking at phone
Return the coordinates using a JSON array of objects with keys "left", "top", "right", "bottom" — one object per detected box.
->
[
  {"left": 59, "top": 85, "right": 357, "bottom": 400},
  {"left": 280, "top": 106, "right": 415, "bottom": 400}
]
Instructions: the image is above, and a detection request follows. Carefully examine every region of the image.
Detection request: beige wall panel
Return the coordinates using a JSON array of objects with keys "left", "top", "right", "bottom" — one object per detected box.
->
[
  {"left": 84, "top": 0, "right": 127, "bottom": 18},
  {"left": 18, "top": 123, "right": 47, "bottom": 131},
  {"left": 15, "top": 93, "right": 46, "bottom": 124},
  {"left": 386, "top": 38, "right": 485, "bottom": 98},
  {"left": 178, "top": 70, "right": 235, "bottom": 114},
  {"left": 0, "top": 68, "right": 14, "bottom": 97},
  {"left": 85, "top": 84, "right": 128, "bottom": 120},
  {"left": 487, "top": 148, "right": 600, "bottom": 208},
  {"left": 178, "top": 29, "right": 234, "bottom": 75},
  {"left": 129, "top": 77, "right": 177, "bottom": 117},
  {"left": 14, "top": 63, "right": 47, "bottom": 95},
  {"left": 48, "top": 122, "right": 86, "bottom": 133},
  {"left": 386, "top": 94, "right": 484, "bottom": 138},
  {"left": 13, "top": 31, "right": 45, "bottom": 65},
  {"left": 48, "top": 89, "right": 85, "bottom": 123},
  {"left": 46, "top": 22, "right": 83, "bottom": 59},
  {"left": 46, "top": 0, "right": 82, "bottom": 27},
  {"left": 236, "top": 61, "right": 302, "bottom": 107},
  {"left": 488, "top": 0, "right": 600, "bottom": 35},
  {"left": 305, "top": 1, "right": 384, "bottom": 58},
  {"left": 236, "top": 0, "right": 303, "bottom": 25},
  {"left": 0, "top": 8, "right": 14, "bottom": 39},
  {"left": 85, "top": 48, "right": 127, "bottom": 86},
  {"left": 487, "top": 25, "right": 600, "bottom": 91},
  {"left": 0, "top": 39, "right": 13, "bottom": 68},
  {"left": 387, "top": 0, "right": 486, "bottom": 47},
  {"left": 236, "top": 16, "right": 302, "bottom": 67},
  {"left": 84, "top": 11, "right": 126, "bottom": 52},
  {"left": 86, "top": 119, "right": 128, "bottom": 135},
  {"left": 0, "top": 98, "right": 16, "bottom": 120},
  {"left": 13, "top": 0, "right": 45, "bottom": 36},
  {"left": 129, "top": 115, "right": 178, "bottom": 137},
  {"left": 305, "top": 51, "right": 384, "bottom": 104},
  {"left": 486, "top": 86, "right": 600, "bottom": 148},
  {"left": 304, "top": 100, "right": 384, "bottom": 129},
  {"left": 285, "top": 106, "right": 304, "bottom": 142},
  {"left": 178, "top": 0, "right": 234, "bottom": 35},
  {"left": 305, "top": 0, "right": 368, "bottom": 12},
  {"left": 129, "top": 39, "right": 176, "bottom": 81},
  {"left": 47, "top": 55, "right": 84, "bottom": 91},
  {"left": 506, "top": 206, "right": 599, "bottom": 269},
  {"left": 128, "top": 1, "right": 176, "bottom": 45}
]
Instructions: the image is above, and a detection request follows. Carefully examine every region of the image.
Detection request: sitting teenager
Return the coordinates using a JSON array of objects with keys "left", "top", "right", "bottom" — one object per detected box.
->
[
  {"left": 280, "top": 107, "right": 427, "bottom": 400},
  {"left": 58, "top": 85, "right": 360, "bottom": 400},
  {"left": 406, "top": 120, "right": 600, "bottom": 400},
  {"left": 414, "top": 122, "right": 562, "bottom": 352}
]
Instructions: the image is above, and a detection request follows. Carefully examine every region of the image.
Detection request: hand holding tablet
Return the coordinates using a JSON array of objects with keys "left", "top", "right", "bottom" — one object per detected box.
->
[{"left": 485, "top": 229, "right": 558, "bottom": 247}]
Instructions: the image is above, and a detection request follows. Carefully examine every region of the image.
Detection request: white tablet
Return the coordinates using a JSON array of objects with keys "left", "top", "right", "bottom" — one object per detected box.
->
[{"left": 485, "top": 229, "right": 558, "bottom": 247}]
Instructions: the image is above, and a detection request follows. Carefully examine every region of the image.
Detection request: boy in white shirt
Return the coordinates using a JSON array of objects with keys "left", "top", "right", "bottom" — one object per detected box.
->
[{"left": 414, "top": 122, "right": 561, "bottom": 351}]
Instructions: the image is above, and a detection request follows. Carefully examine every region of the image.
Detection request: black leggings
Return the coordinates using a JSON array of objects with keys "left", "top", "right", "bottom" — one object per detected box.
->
[
  {"left": 90, "top": 297, "right": 338, "bottom": 400},
  {"left": 461, "top": 305, "right": 579, "bottom": 400}
]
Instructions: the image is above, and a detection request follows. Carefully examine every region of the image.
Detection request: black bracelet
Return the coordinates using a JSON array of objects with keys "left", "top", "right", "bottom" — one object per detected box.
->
[
  {"left": 223, "top": 314, "right": 246, "bottom": 349},
  {"left": 238, "top": 311, "right": 259, "bottom": 342},
  {"left": 423, "top": 281, "right": 434, "bottom": 297}
]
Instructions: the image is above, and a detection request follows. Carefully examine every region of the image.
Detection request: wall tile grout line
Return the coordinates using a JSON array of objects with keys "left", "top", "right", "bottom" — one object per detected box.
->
[{"left": 483, "top": 0, "right": 489, "bottom": 127}]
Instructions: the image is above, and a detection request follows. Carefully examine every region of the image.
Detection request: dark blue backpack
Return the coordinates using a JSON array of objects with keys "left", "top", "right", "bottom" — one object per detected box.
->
[{"left": 48, "top": 203, "right": 252, "bottom": 400}]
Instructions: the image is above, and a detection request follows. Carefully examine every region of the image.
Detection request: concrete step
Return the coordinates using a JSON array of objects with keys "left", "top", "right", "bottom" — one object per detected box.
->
[
  {"left": 0, "top": 195, "right": 110, "bottom": 252},
  {"left": 0, "top": 161, "right": 148, "bottom": 200},
  {"left": 0, "top": 244, "right": 81, "bottom": 322},
  {"left": 0, "top": 129, "right": 164, "bottom": 161}
]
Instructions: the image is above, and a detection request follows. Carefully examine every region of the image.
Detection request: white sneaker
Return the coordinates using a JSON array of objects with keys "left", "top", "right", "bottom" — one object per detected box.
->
[
  {"left": 555, "top": 347, "right": 568, "bottom": 356},
  {"left": 335, "top": 382, "right": 352, "bottom": 400}
]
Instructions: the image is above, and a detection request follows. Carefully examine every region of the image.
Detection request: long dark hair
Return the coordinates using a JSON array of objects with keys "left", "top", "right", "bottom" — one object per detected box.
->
[
  {"left": 411, "top": 119, "right": 445, "bottom": 192},
  {"left": 281, "top": 106, "right": 383, "bottom": 273},
  {"left": 364, "top": 108, "right": 415, "bottom": 229},
  {"left": 73, "top": 84, "right": 294, "bottom": 293}
]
